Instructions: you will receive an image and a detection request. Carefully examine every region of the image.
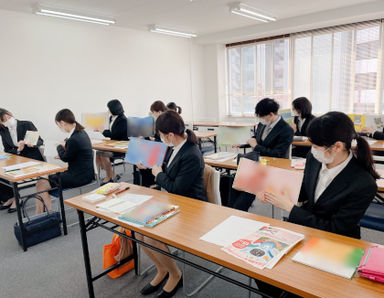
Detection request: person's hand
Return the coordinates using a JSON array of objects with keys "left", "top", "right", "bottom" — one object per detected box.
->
[
  {"left": 25, "top": 141, "right": 34, "bottom": 148},
  {"left": 247, "top": 138, "right": 257, "bottom": 148},
  {"left": 138, "top": 136, "right": 144, "bottom": 139},
  {"left": 137, "top": 162, "right": 148, "bottom": 170},
  {"left": 361, "top": 126, "right": 375, "bottom": 134},
  {"left": 255, "top": 191, "right": 266, "bottom": 202},
  {"left": 152, "top": 165, "right": 163, "bottom": 178},
  {"left": 232, "top": 144, "right": 241, "bottom": 148},
  {"left": 17, "top": 140, "right": 25, "bottom": 152},
  {"left": 54, "top": 155, "right": 60, "bottom": 159},
  {"left": 264, "top": 190, "right": 294, "bottom": 212},
  {"left": 149, "top": 184, "right": 157, "bottom": 189},
  {"left": 149, "top": 137, "right": 155, "bottom": 141},
  {"left": 290, "top": 122, "right": 297, "bottom": 133}
]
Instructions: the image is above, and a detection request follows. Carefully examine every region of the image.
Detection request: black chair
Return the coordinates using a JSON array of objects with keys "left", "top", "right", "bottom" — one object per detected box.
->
[{"left": 360, "top": 195, "right": 384, "bottom": 232}]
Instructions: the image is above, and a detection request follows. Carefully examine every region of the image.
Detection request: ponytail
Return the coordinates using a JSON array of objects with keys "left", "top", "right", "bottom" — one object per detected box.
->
[
  {"left": 354, "top": 134, "right": 380, "bottom": 179},
  {"left": 55, "top": 109, "right": 84, "bottom": 131},
  {"left": 186, "top": 129, "right": 198, "bottom": 145},
  {"left": 176, "top": 106, "right": 182, "bottom": 114},
  {"left": 75, "top": 121, "right": 85, "bottom": 131}
]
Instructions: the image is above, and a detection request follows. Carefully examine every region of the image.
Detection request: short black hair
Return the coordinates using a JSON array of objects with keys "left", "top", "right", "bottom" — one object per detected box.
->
[
  {"left": 292, "top": 97, "right": 312, "bottom": 118},
  {"left": 107, "top": 99, "right": 124, "bottom": 116},
  {"left": 255, "top": 98, "right": 280, "bottom": 117}
]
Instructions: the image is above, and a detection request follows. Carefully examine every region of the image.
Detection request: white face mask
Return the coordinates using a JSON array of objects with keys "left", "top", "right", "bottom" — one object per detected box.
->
[
  {"left": 259, "top": 117, "right": 270, "bottom": 126},
  {"left": 3, "top": 117, "right": 16, "bottom": 128},
  {"left": 161, "top": 135, "right": 173, "bottom": 147},
  {"left": 311, "top": 146, "right": 334, "bottom": 164}
]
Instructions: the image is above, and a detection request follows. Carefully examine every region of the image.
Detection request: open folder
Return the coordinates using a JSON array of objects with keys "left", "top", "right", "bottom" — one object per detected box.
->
[
  {"left": 125, "top": 137, "right": 168, "bottom": 168},
  {"left": 233, "top": 158, "right": 303, "bottom": 204}
]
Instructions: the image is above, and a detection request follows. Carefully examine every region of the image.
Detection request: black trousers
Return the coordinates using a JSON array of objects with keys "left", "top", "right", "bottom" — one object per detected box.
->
[
  {"left": 0, "top": 183, "right": 14, "bottom": 202},
  {"left": 228, "top": 189, "right": 255, "bottom": 211},
  {"left": 255, "top": 279, "right": 302, "bottom": 298}
]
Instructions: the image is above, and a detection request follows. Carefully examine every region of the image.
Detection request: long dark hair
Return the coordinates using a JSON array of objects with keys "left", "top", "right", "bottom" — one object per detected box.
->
[
  {"left": 156, "top": 111, "right": 197, "bottom": 144},
  {"left": 167, "top": 102, "right": 182, "bottom": 114},
  {"left": 55, "top": 109, "right": 84, "bottom": 131},
  {"left": 107, "top": 99, "right": 124, "bottom": 116},
  {"left": 307, "top": 112, "right": 379, "bottom": 179},
  {"left": 292, "top": 97, "right": 312, "bottom": 119},
  {"left": 150, "top": 100, "right": 167, "bottom": 113}
]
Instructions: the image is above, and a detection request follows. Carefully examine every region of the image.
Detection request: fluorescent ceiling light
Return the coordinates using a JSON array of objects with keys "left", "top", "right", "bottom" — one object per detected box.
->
[
  {"left": 35, "top": 6, "right": 115, "bottom": 25},
  {"left": 230, "top": 3, "right": 276, "bottom": 22},
  {"left": 149, "top": 26, "right": 197, "bottom": 38}
]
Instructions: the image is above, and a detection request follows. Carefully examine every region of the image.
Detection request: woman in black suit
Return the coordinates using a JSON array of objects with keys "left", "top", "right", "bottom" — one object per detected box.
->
[
  {"left": 96, "top": 99, "right": 128, "bottom": 184},
  {"left": 37, "top": 109, "right": 94, "bottom": 214},
  {"left": 136, "top": 111, "right": 206, "bottom": 298},
  {"left": 255, "top": 112, "right": 379, "bottom": 297},
  {"left": 0, "top": 108, "right": 45, "bottom": 212},
  {"left": 290, "top": 97, "right": 316, "bottom": 157}
]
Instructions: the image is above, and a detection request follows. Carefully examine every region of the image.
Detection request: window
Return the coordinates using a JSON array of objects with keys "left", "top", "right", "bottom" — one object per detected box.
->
[
  {"left": 227, "top": 20, "right": 384, "bottom": 116},
  {"left": 227, "top": 37, "right": 290, "bottom": 116}
]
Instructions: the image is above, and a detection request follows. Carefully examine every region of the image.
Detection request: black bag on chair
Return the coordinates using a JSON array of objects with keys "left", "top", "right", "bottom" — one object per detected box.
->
[
  {"left": 14, "top": 195, "right": 62, "bottom": 248},
  {"left": 237, "top": 151, "right": 259, "bottom": 164}
]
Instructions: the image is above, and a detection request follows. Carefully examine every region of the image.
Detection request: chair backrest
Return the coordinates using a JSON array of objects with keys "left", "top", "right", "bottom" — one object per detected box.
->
[
  {"left": 92, "top": 150, "right": 100, "bottom": 185},
  {"left": 286, "top": 144, "right": 292, "bottom": 159},
  {"left": 213, "top": 170, "right": 222, "bottom": 206},
  {"left": 203, "top": 165, "right": 221, "bottom": 205}
]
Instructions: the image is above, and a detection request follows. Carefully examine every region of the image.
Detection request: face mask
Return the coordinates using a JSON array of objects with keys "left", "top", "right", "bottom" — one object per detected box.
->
[
  {"left": 161, "top": 136, "right": 173, "bottom": 147},
  {"left": 3, "top": 117, "right": 16, "bottom": 128},
  {"left": 259, "top": 118, "right": 269, "bottom": 126},
  {"left": 311, "top": 146, "right": 334, "bottom": 164},
  {"left": 291, "top": 110, "right": 299, "bottom": 117}
]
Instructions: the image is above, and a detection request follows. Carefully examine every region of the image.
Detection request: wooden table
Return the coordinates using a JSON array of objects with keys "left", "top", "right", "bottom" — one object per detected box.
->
[
  {"left": 0, "top": 153, "right": 68, "bottom": 251},
  {"left": 66, "top": 184, "right": 384, "bottom": 298},
  {"left": 292, "top": 139, "right": 384, "bottom": 152},
  {"left": 91, "top": 140, "right": 129, "bottom": 154}
]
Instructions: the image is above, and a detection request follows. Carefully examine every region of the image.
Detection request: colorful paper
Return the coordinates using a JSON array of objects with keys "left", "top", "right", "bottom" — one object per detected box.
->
[
  {"left": 125, "top": 137, "right": 168, "bottom": 168},
  {"left": 81, "top": 113, "right": 108, "bottom": 131},
  {"left": 233, "top": 158, "right": 303, "bottom": 204},
  {"left": 24, "top": 130, "right": 40, "bottom": 146},
  {"left": 348, "top": 114, "right": 366, "bottom": 131},
  {"left": 279, "top": 109, "right": 293, "bottom": 124},
  {"left": 217, "top": 126, "right": 251, "bottom": 146},
  {"left": 127, "top": 116, "right": 154, "bottom": 138},
  {"left": 292, "top": 237, "right": 365, "bottom": 279}
]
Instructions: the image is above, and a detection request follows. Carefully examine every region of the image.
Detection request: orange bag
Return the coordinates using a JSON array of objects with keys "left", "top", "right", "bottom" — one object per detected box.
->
[{"left": 103, "top": 228, "right": 135, "bottom": 278}]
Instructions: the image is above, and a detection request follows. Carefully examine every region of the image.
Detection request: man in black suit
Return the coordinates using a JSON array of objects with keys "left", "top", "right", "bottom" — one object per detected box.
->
[{"left": 230, "top": 98, "right": 294, "bottom": 210}]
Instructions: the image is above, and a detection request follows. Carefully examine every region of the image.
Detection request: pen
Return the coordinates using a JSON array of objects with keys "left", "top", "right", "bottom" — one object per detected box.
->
[{"left": 113, "top": 186, "right": 130, "bottom": 196}]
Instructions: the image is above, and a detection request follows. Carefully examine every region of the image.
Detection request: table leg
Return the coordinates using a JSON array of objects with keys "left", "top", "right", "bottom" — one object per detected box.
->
[
  {"left": 131, "top": 231, "right": 139, "bottom": 276},
  {"left": 57, "top": 173, "right": 68, "bottom": 235},
  {"left": 214, "top": 136, "right": 217, "bottom": 153},
  {"left": 77, "top": 210, "right": 95, "bottom": 298},
  {"left": 13, "top": 182, "right": 27, "bottom": 251}
]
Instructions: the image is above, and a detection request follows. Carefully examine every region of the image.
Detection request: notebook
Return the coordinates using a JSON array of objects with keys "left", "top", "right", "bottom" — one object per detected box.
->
[
  {"left": 125, "top": 137, "right": 168, "bottom": 168},
  {"left": 117, "top": 200, "right": 179, "bottom": 227},
  {"left": 358, "top": 246, "right": 384, "bottom": 283},
  {"left": 292, "top": 237, "right": 365, "bottom": 279},
  {"left": 233, "top": 158, "right": 303, "bottom": 204}
]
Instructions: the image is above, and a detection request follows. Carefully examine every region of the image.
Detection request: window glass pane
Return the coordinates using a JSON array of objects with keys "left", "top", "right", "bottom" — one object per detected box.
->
[{"left": 293, "top": 36, "right": 311, "bottom": 100}]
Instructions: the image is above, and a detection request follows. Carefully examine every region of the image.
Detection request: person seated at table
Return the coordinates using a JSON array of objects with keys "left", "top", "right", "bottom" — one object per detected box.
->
[
  {"left": 0, "top": 108, "right": 45, "bottom": 213},
  {"left": 37, "top": 109, "right": 94, "bottom": 214},
  {"left": 136, "top": 110, "right": 206, "bottom": 298},
  {"left": 254, "top": 111, "right": 378, "bottom": 297},
  {"left": 361, "top": 125, "right": 384, "bottom": 140},
  {"left": 290, "top": 97, "right": 316, "bottom": 158},
  {"left": 138, "top": 100, "right": 169, "bottom": 187},
  {"left": 166, "top": 102, "right": 182, "bottom": 115},
  {"left": 230, "top": 98, "right": 294, "bottom": 211},
  {"left": 96, "top": 99, "right": 128, "bottom": 185}
]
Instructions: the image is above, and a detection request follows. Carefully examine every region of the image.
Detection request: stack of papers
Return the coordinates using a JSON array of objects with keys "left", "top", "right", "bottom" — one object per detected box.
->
[
  {"left": 5, "top": 163, "right": 61, "bottom": 178},
  {"left": 3, "top": 161, "right": 41, "bottom": 172},
  {"left": 205, "top": 152, "right": 237, "bottom": 162},
  {"left": 200, "top": 216, "right": 304, "bottom": 269},
  {"left": 291, "top": 158, "right": 306, "bottom": 170},
  {"left": 0, "top": 154, "right": 11, "bottom": 160},
  {"left": 96, "top": 193, "right": 152, "bottom": 214}
]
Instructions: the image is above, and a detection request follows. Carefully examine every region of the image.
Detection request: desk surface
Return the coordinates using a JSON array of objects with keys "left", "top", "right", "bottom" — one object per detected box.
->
[
  {"left": 91, "top": 140, "right": 129, "bottom": 154},
  {"left": 0, "top": 154, "right": 66, "bottom": 183},
  {"left": 293, "top": 139, "right": 384, "bottom": 152},
  {"left": 66, "top": 184, "right": 384, "bottom": 298}
]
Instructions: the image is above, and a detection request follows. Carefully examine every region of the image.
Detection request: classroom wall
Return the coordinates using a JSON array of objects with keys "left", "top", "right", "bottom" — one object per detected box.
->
[{"left": 0, "top": 9, "right": 205, "bottom": 142}]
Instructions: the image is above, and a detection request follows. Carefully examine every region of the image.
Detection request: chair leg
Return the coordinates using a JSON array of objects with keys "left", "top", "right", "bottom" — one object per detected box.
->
[
  {"left": 248, "top": 277, "right": 253, "bottom": 298},
  {"left": 186, "top": 266, "right": 224, "bottom": 297}
]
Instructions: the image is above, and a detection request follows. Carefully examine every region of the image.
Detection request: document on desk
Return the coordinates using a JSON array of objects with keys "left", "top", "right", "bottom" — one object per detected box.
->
[
  {"left": 200, "top": 215, "right": 269, "bottom": 247},
  {"left": 2, "top": 161, "right": 41, "bottom": 172},
  {"left": 96, "top": 193, "right": 152, "bottom": 214}
]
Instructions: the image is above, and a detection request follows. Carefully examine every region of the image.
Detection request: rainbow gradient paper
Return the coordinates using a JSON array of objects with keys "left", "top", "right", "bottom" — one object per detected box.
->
[
  {"left": 292, "top": 237, "right": 365, "bottom": 279},
  {"left": 125, "top": 137, "right": 168, "bottom": 168}
]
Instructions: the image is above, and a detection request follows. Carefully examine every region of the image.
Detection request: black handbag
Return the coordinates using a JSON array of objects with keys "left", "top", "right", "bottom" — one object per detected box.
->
[
  {"left": 14, "top": 195, "right": 62, "bottom": 248},
  {"left": 237, "top": 150, "right": 260, "bottom": 164}
]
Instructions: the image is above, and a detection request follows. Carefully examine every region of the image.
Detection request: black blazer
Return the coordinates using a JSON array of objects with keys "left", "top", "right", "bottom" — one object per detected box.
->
[
  {"left": 0, "top": 120, "right": 44, "bottom": 161},
  {"left": 155, "top": 141, "right": 206, "bottom": 201},
  {"left": 102, "top": 114, "right": 128, "bottom": 140},
  {"left": 57, "top": 129, "right": 94, "bottom": 186},
  {"left": 293, "top": 115, "right": 315, "bottom": 136},
  {"left": 371, "top": 129, "right": 384, "bottom": 140},
  {"left": 288, "top": 153, "right": 377, "bottom": 239},
  {"left": 253, "top": 117, "right": 294, "bottom": 158}
]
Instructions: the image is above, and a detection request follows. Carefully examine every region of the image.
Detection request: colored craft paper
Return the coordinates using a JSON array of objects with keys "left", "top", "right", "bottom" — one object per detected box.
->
[
  {"left": 233, "top": 158, "right": 303, "bottom": 204},
  {"left": 82, "top": 113, "right": 108, "bottom": 131},
  {"left": 279, "top": 109, "right": 292, "bottom": 124},
  {"left": 125, "top": 137, "right": 167, "bottom": 168},
  {"left": 24, "top": 130, "right": 40, "bottom": 146},
  {"left": 348, "top": 114, "right": 366, "bottom": 131},
  {"left": 127, "top": 116, "right": 155, "bottom": 138},
  {"left": 292, "top": 237, "right": 365, "bottom": 279},
  {"left": 217, "top": 126, "right": 251, "bottom": 146}
]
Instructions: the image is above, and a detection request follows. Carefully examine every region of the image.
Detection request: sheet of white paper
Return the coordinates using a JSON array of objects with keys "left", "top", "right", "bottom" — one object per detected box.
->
[
  {"left": 96, "top": 194, "right": 153, "bottom": 214},
  {"left": 200, "top": 215, "right": 269, "bottom": 247},
  {"left": 43, "top": 140, "right": 59, "bottom": 157},
  {"left": 116, "top": 193, "right": 153, "bottom": 204},
  {"left": 86, "top": 130, "right": 107, "bottom": 140},
  {"left": 82, "top": 193, "right": 106, "bottom": 203},
  {"left": 3, "top": 161, "right": 40, "bottom": 172}
]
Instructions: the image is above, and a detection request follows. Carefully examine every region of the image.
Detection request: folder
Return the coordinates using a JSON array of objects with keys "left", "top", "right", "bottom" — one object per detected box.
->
[
  {"left": 125, "top": 137, "right": 168, "bottom": 168},
  {"left": 358, "top": 246, "right": 384, "bottom": 283}
]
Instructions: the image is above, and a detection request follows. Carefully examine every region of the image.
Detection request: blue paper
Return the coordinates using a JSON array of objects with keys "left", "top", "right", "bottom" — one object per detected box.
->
[{"left": 125, "top": 137, "right": 168, "bottom": 168}]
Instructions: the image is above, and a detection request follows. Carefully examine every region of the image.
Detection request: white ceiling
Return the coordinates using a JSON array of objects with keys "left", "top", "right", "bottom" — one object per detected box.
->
[{"left": 0, "top": 0, "right": 380, "bottom": 36}]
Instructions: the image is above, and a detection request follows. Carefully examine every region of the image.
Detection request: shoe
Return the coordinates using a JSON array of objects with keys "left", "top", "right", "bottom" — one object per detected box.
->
[
  {"left": 0, "top": 203, "right": 11, "bottom": 210},
  {"left": 100, "top": 179, "right": 113, "bottom": 186},
  {"left": 141, "top": 273, "right": 169, "bottom": 296},
  {"left": 156, "top": 275, "right": 183, "bottom": 298},
  {"left": 113, "top": 175, "right": 121, "bottom": 182},
  {"left": 7, "top": 200, "right": 23, "bottom": 213}
]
